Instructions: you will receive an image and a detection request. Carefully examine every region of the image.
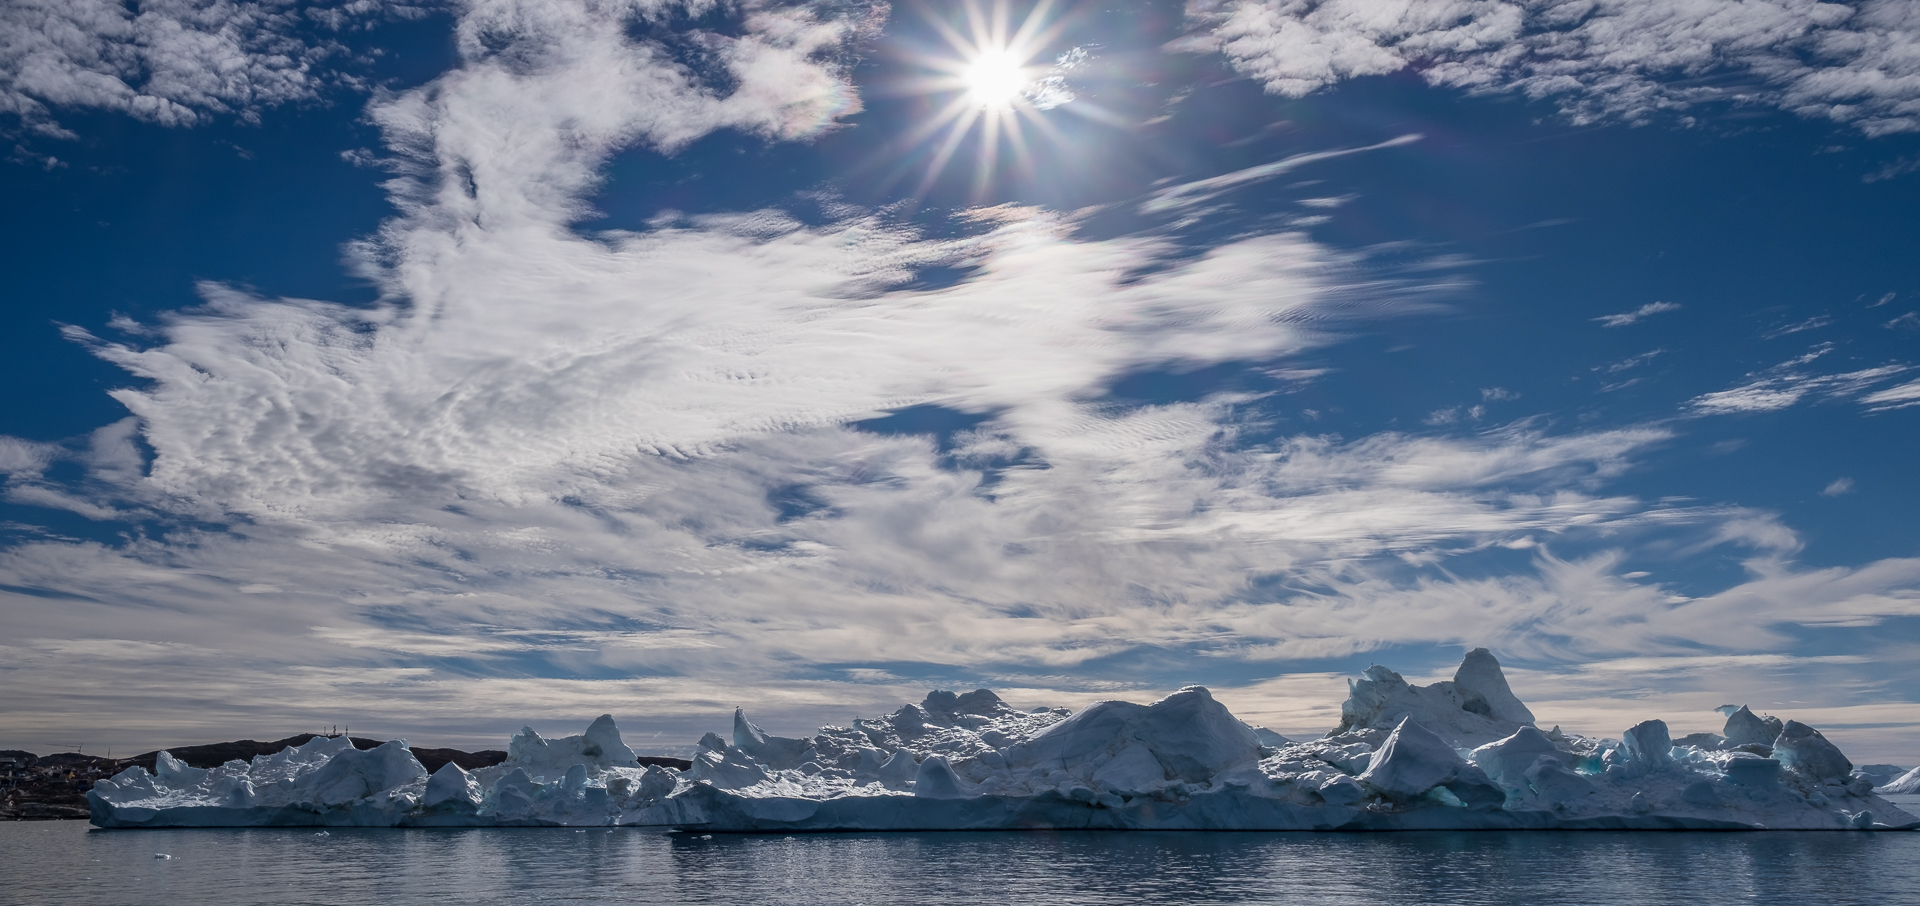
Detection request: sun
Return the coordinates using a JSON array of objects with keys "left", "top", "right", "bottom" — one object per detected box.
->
[
  {"left": 884, "top": 0, "right": 1090, "bottom": 202},
  {"left": 962, "top": 49, "right": 1032, "bottom": 110}
]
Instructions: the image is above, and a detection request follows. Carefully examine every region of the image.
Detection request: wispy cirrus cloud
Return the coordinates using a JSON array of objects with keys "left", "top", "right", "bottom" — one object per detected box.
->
[
  {"left": 1861, "top": 378, "right": 1920, "bottom": 410},
  {"left": 1593, "top": 301, "right": 1681, "bottom": 328},
  {"left": 1688, "top": 354, "right": 1909, "bottom": 414},
  {"left": 0, "top": 436, "right": 59, "bottom": 476},
  {"left": 1141, "top": 133, "right": 1421, "bottom": 213},
  {"left": 1766, "top": 315, "right": 1834, "bottom": 338},
  {"left": 1864, "top": 156, "right": 1920, "bottom": 182}
]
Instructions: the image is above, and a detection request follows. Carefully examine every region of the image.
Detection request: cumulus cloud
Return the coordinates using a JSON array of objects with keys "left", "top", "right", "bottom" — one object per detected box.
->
[
  {"left": 1188, "top": 0, "right": 1920, "bottom": 135},
  {"left": 0, "top": 0, "right": 393, "bottom": 136}
]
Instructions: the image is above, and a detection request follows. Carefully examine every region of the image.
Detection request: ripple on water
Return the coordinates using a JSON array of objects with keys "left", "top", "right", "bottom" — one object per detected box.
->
[{"left": 5, "top": 821, "right": 1919, "bottom": 906}]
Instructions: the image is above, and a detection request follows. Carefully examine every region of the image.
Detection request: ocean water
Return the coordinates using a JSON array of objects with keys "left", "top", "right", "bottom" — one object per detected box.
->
[{"left": 5, "top": 817, "right": 1919, "bottom": 906}]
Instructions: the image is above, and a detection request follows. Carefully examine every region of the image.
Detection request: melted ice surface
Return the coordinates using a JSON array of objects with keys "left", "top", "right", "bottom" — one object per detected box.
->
[{"left": 89, "top": 649, "right": 1919, "bottom": 831}]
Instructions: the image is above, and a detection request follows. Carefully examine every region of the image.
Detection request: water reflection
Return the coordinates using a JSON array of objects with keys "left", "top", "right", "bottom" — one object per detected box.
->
[
  {"left": 661, "top": 831, "right": 1918, "bottom": 906},
  {"left": 4, "top": 822, "right": 1915, "bottom": 906}
]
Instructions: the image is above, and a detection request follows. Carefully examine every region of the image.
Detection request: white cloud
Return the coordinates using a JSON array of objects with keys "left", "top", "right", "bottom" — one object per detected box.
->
[
  {"left": 1, "top": 0, "right": 884, "bottom": 141},
  {"left": 1600, "top": 349, "right": 1664, "bottom": 373},
  {"left": 0, "top": 436, "right": 59, "bottom": 476},
  {"left": 1689, "top": 385, "right": 1807, "bottom": 413},
  {"left": 1297, "top": 194, "right": 1356, "bottom": 208},
  {"left": 1861, "top": 377, "right": 1920, "bottom": 409},
  {"left": 1822, "top": 476, "right": 1856, "bottom": 496},
  {"left": 1193, "top": 546, "right": 1920, "bottom": 663},
  {"left": 1689, "top": 361, "right": 1908, "bottom": 413},
  {"left": 0, "top": 0, "right": 387, "bottom": 136},
  {"left": 1766, "top": 315, "right": 1833, "bottom": 338},
  {"left": 1865, "top": 157, "right": 1920, "bottom": 181},
  {"left": 1141, "top": 133, "right": 1420, "bottom": 213},
  {"left": 0, "top": 421, "right": 146, "bottom": 519},
  {"left": 1191, "top": 0, "right": 1920, "bottom": 135},
  {"left": 1593, "top": 301, "right": 1680, "bottom": 328}
]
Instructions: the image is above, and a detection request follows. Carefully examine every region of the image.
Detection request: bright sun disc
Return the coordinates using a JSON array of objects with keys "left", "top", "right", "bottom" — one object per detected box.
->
[{"left": 963, "top": 50, "right": 1027, "bottom": 109}]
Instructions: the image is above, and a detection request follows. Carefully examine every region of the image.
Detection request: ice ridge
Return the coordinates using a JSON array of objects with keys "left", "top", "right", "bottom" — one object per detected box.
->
[{"left": 88, "top": 654, "right": 1919, "bottom": 831}]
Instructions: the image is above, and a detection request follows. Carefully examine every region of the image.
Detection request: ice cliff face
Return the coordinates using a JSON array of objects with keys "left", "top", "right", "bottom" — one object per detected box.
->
[{"left": 89, "top": 650, "right": 1919, "bottom": 831}]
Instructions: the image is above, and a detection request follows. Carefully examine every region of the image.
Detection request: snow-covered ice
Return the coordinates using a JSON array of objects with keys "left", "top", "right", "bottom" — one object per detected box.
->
[
  {"left": 88, "top": 649, "right": 1919, "bottom": 831},
  {"left": 1881, "top": 766, "right": 1920, "bottom": 795}
]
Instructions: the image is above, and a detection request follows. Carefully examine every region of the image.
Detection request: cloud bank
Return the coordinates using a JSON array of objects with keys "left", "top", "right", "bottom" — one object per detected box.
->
[
  {"left": 1187, "top": 0, "right": 1920, "bottom": 135},
  {"left": 0, "top": 0, "right": 399, "bottom": 137}
]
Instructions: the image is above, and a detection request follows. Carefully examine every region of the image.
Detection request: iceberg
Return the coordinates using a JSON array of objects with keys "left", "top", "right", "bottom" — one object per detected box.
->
[
  {"left": 89, "top": 649, "right": 1919, "bottom": 831},
  {"left": 1852, "top": 763, "right": 1909, "bottom": 790},
  {"left": 1881, "top": 766, "right": 1920, "bottom": 795}
]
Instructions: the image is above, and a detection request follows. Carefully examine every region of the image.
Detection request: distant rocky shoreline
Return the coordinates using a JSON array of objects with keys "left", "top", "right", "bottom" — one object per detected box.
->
[{"left": 1, "top": 736, "right": 691, "bottom": 820}]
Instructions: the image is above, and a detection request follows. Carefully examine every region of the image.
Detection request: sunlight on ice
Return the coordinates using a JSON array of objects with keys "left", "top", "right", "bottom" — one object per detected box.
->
[{"left": 85, "top": 650, "right": 1919, "bottom": 832}]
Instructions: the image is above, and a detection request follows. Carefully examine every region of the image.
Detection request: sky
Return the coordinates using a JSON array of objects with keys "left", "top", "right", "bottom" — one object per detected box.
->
[{"left": 2, "top": 0, "right": 1918, "bottom": 763}]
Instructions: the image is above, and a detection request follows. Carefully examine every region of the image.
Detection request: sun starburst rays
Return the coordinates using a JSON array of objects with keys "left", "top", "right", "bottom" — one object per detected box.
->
[{"left": 892, "top": 0, "right": 1076, "bottom": 204}]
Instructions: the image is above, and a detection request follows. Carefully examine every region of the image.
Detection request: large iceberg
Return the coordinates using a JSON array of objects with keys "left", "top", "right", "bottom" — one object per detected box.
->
[{"left": 89, "top": 649, "right": 1918, "bottom": 831}]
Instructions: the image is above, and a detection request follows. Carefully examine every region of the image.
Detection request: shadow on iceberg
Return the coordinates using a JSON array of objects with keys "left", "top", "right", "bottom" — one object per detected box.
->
[{"left": 89, "top": 649, "right": 1919, "bottom": 832}]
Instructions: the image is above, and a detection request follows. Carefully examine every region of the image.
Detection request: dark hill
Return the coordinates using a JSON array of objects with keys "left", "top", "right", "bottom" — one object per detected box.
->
[
  {"left": 121, "top": 736, "right": 688, "bottom": 773},
  {"left": 119, "top": 736, "right": 508, "bottom": 774}
]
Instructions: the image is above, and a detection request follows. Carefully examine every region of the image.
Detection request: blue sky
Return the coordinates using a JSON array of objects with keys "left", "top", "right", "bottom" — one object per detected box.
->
[{"left": 2, "top": 0, "right": 1919, "bottom": 761}]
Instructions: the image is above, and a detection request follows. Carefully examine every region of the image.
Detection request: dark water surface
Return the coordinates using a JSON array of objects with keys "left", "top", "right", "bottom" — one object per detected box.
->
[{"left": 5, "top": 819, "right": 1919, "bottom": 906}]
